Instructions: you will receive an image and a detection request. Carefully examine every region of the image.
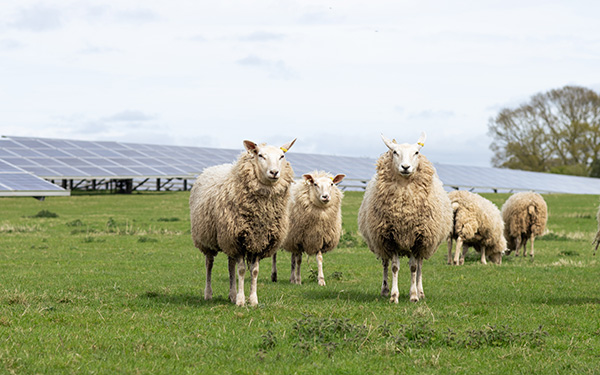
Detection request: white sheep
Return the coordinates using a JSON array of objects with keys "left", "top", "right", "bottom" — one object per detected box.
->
[
  {"left": 447, "top": 190, "right": 506, "bottom": 265},
  {"left": 271, "top": 171, "right": 345, "bottom": 286},
  {"left": 189, "top": 139, "right": 296, "bottom": 306},
  {"left": 358, "top": 132, "right": 452, "bottom": 303},
  {"left": 593, "top": 204, "right": 600, "bottom": 256},
  {"left": 501, "top": 191, "right": 548, "bottom": 258}
]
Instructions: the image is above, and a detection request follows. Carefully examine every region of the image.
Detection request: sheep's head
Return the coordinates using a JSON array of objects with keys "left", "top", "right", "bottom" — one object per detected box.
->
[
  {"left": 244, "top": 139, "right": 296, "bottom": 185},
  {"left": 303, "top": 173, "right": 345, "bottom": 207},
  {"left": 381, "top": 132, "right": 426, "bottom": 178}
]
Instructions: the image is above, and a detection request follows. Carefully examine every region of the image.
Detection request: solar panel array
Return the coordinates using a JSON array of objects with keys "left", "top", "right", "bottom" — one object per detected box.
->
[
  {"left": 0, "top": 157, "right": 69, "bottom": 197},
  {"left": 1, "top": 135, "right": 600, "bottom": 196}
]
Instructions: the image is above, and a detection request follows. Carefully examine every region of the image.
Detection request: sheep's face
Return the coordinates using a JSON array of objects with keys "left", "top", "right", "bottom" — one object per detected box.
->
[
  {"left": 244, "top": 139, "right": 296, "bottom": 185},
  {"left": 303, "top": 173, "right": 345, "bottom": 206},
  {"left": 381, "top": 132, "right": 426, "bottom": 178},
  {"left": 488, "top": 252, "right": 502, "bottom": 265}
]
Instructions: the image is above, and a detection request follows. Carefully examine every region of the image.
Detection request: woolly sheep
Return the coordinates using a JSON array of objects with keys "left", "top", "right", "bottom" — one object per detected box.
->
[
  {"left": 190, "top": 139, "right": 296, "bottom": 306},
  {"left": 358, "top": 132, "right": 452, "bottom": 303},
  {"left": 447, "top": 190, "right": 506, "bottom": 265},
  {"left": 501, "top": 191, "right": 548, "bottom": 258},
  {"left": 271, "top": 171, "right": 345, "bottom": 286},
  {"left": 593, "top": 204, "right": 600, "bottom": 256}
]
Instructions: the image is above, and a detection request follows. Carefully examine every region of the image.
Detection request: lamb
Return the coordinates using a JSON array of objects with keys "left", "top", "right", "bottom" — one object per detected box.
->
[
  {"left": 447, "top": 190, "right": 506, "bottom": 265},
  {"left": 271, "top": 171, "right": 346, "bottom": 286},
  {"left": 593, "top": 204, "right": 600, "bottom": 256},
  {"left": 189, "top": 139, "right": 296, "bottom": 306},
  {"left": 501, "top": 191, "right": 547, "bottom": 258},
  {"left": 358, "top": 132, "right": 452, "bottom": 303}
]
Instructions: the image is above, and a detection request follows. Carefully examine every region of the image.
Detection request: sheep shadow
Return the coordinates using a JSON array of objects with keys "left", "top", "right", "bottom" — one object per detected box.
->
[
  {"left": 300, "top": 287, "right": 381, "bottom": 303},
  {"left": 140, "top": 291, "right": 231, "bottom": 307},
  {"left": 533, "top": 296, "right": 600, "bottom": 306}
]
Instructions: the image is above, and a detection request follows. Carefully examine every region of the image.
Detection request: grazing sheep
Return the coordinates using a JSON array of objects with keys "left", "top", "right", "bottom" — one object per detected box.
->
[
  {"left": 190, "top": 139, "right": 296, "bottom": 306},
  {"left": 271, "top": 171, "right": 345, "bottom": 286},
  {"left": 447, "top": 190, "right": 506, "bottom": 265},
  {"left": 358, "top": 132, "right": 452, "bottom": 303},
  {"left": 501, "top": 192, "right": 547, "bottom": 258},
  {"left": 593, "top": 204, "right": 600, "bottom": 256}
]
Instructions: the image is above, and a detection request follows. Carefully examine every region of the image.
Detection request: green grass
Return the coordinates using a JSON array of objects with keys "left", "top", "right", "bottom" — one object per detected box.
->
[{"left": 1, "top": 191, "right": 600, "bottom": 374}]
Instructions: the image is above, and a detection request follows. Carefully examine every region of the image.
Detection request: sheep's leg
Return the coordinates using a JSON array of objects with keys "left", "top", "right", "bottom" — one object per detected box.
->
[
  {"left": 480, "top": 246, "right": 487, "bottom": 265},
  {"left": 522, "top": 237, "right": 528, "bottom": 257},
  {"left": 317, "top": 251, "right": 325, "bottom": 286},
  {"left": 453, "top": 237, "right": 463, "bottom": 265},
  {"left": 514, "top": 236, "right": 522, "bottom": 256},
  {"left": 290, "top": 253, "right": 297, "bottom": 284},
  {"left": 228, "top": 256, "right": 237, "bottom": 303},
  {"left": 529, "top": 234, "right": 535, "bottom": 258},
  {"left": 249, "top": 255, "right": 259, "bottom": 307},
  {"left": 381, "top": 258, "right": 390, "bottom": 297},
  {"left": 296, "top": 253, "right": 302, "bottom": 285},
  {"left": 204, "top": 254, "right": 214, "bottom": 300},
  {"left": 409, "top": 255, "right": 419, "bottom": 302},
  {"left": 460, "top": 243, "right": 468, "bottom": 265},
  {"left": 235, "top": 256, "right": 246, "bottom": 306},
  {"left": 390, "top": 254, "right": 400, "bottom": 303},
  {"left": 416, "top": 257, "right": 425, "bottom": 300},
  {"left": 271, "top": 253, "right": 277, "bottom": 282},
  {"left": 447, "top": 237, "right": 453, "bottom": 265}
]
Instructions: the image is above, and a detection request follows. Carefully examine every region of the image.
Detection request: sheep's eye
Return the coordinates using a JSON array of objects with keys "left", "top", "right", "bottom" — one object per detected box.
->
[
  {"left": 314, "top": 183, "right": 318, "bottom": 187},
  {"left": 279, "top": 155, "right": 285, "bottom": 160},
  {"left": 392, "top": 150, "right": 398, "bottom": 155},
  {"left": 415, "top": 151, "right": 419, "bottom": 155},
  {"left": 258, "top": 154, "right": 265, "bottom": 159}
]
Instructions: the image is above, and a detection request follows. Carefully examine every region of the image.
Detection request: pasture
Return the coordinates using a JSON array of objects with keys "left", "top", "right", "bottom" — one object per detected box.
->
[{"left": 1, "top": 191, "right": 599, "bottom": 374}]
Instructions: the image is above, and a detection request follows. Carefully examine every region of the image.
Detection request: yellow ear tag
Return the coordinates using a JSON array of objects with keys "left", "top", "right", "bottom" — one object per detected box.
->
[
  {"left": 417, "top": 142, "right": 424, "bottom": 147},
  {"left": 280, "top": 147, "right": 288, "bottom": 153},
  {"left": 330, "top": 177, "right": 334, "bottom": 181}
]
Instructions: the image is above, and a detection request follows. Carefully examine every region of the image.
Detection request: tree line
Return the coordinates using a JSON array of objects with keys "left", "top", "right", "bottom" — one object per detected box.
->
[{"left": 488, "top": 85, "right": 600, "bottom": 177}]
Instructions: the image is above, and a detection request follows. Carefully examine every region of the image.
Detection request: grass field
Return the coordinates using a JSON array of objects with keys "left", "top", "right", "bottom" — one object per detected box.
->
[{"left": 1, "top": 191, "right": 600, "bottom": 374}]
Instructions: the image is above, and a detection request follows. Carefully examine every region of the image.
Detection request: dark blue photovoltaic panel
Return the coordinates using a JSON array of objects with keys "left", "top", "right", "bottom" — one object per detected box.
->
[{"left": 0, "top": 160, "right": 21, "bottom": 172}]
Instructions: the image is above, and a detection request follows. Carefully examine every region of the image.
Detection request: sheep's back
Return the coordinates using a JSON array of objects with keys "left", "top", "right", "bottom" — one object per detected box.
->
[{"left": 502, "top": 192, "right": 547, "bottom": 239}]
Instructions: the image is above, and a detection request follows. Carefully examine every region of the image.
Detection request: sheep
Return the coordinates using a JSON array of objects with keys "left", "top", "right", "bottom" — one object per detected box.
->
[
  {"left": 447, "top": 190, "right": 506, "bottom": 266},
  {"left": 271, "top": 171, "right": 346, "bottom": 286},
  {"left": 358, "top": 132, "right": 452, "bottom": 303},
  {"left": 593, "top": 204, "right": 600, "bottom": 256},
  {"left": 501, "top": 191, "right": 547, "bottom": 258},
  {"left": 189, "top": 139, "right": 296, "bottom": 307}
]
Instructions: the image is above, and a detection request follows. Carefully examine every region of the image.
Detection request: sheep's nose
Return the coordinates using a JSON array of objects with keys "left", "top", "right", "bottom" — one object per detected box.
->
[
  {"left": 321, "top": 194, "right": 330, "bottom": 202},
  {"left": 269, "top": 169, "right": 280, "bottom": 178},
  {"left": 401, "top": 164, "right": 410, "bottom": 171}
]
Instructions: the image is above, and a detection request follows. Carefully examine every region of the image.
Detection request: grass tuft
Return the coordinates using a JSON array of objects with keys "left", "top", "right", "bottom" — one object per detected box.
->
[{"left": 30, "top": 210, "right": 59, "bottom": 218}]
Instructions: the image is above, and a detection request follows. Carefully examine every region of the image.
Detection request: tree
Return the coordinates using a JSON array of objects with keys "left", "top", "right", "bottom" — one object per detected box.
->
[{"left": 488, "top": 85, "right": 600, "bottom": 177}]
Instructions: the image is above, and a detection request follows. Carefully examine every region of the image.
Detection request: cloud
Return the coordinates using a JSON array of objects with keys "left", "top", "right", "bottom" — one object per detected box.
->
[
  {"left": 0, "top": 39, "right": 23, "bottom": 50},
  {"left": 79, "top": 43, "right": 120, "bottom": 55},
  {"left": 238, "top": 31, "right": 285, "bottom": 42},
  {"left": 9, "top": 4, "right": 64, "bottom": 32},
  {"left": 113, "top": 8, "right": 159, "bottom": 24},
  {"left": 409, "top": 110, "right": 456, "bottom": 120},
  {"left": 236, "top": 55, "right": 297, "bottom": 80},
  {"left": 101, "top": 110, "right": 157, "bottom": 122}
]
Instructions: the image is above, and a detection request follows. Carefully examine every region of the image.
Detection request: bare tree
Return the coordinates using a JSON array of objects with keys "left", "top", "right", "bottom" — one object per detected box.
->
[{"left": 488, "top": 86, "right": 600, "bottom": 176}]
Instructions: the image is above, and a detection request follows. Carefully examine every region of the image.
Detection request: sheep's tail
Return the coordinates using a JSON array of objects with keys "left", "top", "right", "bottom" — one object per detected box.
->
[{"left": 527, "top": 205, "right": 536, "bottom": 216}]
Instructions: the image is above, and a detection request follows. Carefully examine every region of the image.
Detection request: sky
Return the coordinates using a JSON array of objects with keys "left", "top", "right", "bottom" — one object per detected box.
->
[{"left": 1, "top": 0, "right": 599, "bottom": 167}]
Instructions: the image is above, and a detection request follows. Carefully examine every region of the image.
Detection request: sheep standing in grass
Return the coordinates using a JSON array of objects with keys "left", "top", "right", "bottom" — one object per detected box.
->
[
  {"left": 271, "top": 171, "right": 345, "bottom": 286},
  {"left": 190, "top": 139, "right": 296, "bottom": 306},
  {"left": 358, "top": 132, "right": 452, "bottom": 303},
  {"left": 501, "top": 192, "right": 547, "bottom": 258},
  {"left": 447, "top": 190, "right": 506, "bottom": 265},
  {"left": 593, "top": 205, "right": 600, "bottom": 256}
]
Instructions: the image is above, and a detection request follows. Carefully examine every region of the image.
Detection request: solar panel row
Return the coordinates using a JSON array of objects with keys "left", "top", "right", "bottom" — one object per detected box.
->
[{"left": 1, "top": 135, "right": 600, "bottom": 195}]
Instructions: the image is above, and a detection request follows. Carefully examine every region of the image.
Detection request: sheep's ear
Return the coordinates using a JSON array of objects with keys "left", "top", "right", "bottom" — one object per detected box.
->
[
  {"left": 281, "top": 138, "right": 296, "bottom": 153},
  {"left": 303, "top": 174, "right": 314, "bottom": 184},
  {"left": 416, "top": 131, "right": 426, "bottom": 149},
  {"left": 243, "top": 140, "right": 258, "bottom": 154},
  {"left": 332, "top": 174, "right": 345, "bottom": 184},
  {"left": 381, "top": 134, "right": 395, "bottom": 151}
]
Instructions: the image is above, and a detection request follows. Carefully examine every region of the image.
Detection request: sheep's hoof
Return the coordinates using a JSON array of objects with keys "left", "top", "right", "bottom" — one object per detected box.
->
[
  {"left": 381, "top": 286, "right": 390, "bottom": 297},
  {"left": 204, "top": 289, "right": 213, "bottom": 300},
  {"left": 418, "top": 292, "right": 425, "bottom": 299},
  {"left": 249, "top": 295, "right": 258, "bottom": 307},
  {"left": 236, "top": 295, "right": 245, "bottom": 307},
  {"left": 409, "top": 294, "right": 419, "bottom": 302},
  {"left": 318, "top": 278, "right": 326, "bottom": 286},
  {"left": 229, "top": 292, "right": 236, "bottom": 303},
  {"left": 271, "top": 272, "right": 277, "bottom": 282},
  {"left": 390, "top": 293, "right": 399, "bottom": 304}
]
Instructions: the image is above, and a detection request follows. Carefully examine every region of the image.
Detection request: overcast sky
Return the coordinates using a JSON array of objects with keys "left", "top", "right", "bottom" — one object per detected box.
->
[{"left": 1, "top": 0, "right": 599, "bottom": 167}]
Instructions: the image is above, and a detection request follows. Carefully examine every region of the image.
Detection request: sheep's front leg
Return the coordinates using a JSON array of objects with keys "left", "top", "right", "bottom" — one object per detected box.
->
[
  {"left": 235, "top": 256, "right": 246, "bottom": 306},
  {"left": 416, "top": 257, "right": 424, "bottom": 300},
  {"left": 290, "top": 253, "right": 297, "bottom": 284},
  {"left": 453, "top": 237, "right": 463, "bottom": 265},
  {"left": 271, "top": 253, "right": 277, "bottom": 282},
  {"left": 409, "top": 255, "right": 419, "bottom": 302},
  {"left": 460, "top": 243, "right": 468, "bottom": 265},
  {"left": 381, "top": 258, "right": 390, "bottom": 297},
  {"left": 480, "top": 246, "right": 487, "bottom": 265},
  {"left": 447, "top": 237, "right": 453, "bottom": 265},
  {"left": 296, "top": 253, "right": 302, "bottom": 285},
  {"left": 316, "top": 251, "right": 326, "bottom": 286},
  {"left": 390, "top": 254, "right": 400, "bottom": 304},
  {"left": 204, "top": 253, "right": 214, "bottom": 300},
  {"left": 228, "top": 256, "right": 237, "bottom": 303},
  {"left": 529, "top": 234, "right": 535, "bottom": 258},
  {"left": 249, "top": 255, "right": 260, "bottom": 306},
  {"left": 514, "top": 236, "right": 522, "bottom": 256}
]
